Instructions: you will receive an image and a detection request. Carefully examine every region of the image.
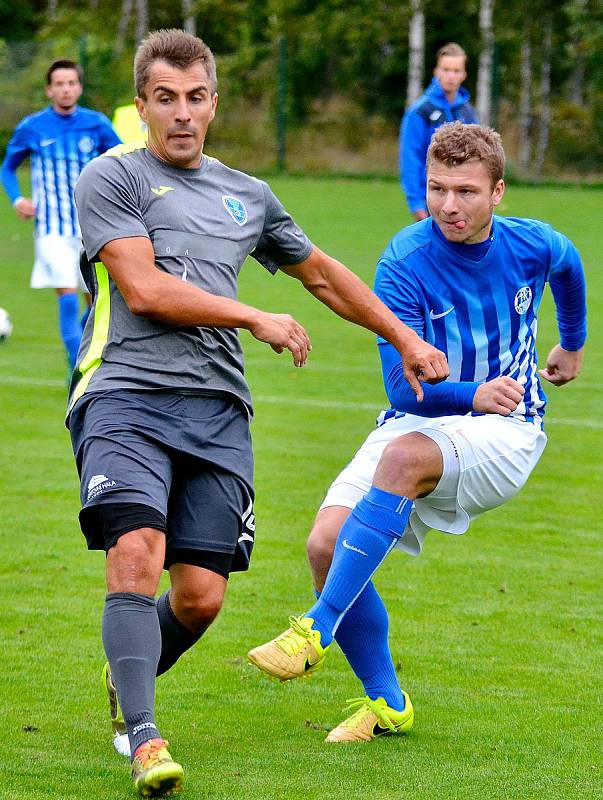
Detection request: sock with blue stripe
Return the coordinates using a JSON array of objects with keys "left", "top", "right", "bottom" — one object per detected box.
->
[
  {"left": 58, "top": 293, "right": 81, "bottom": 368},
  {"left": 316, "top": 582, "right": 406, "bottom": 710},
  {"left": 306, "top": 487, "right": 413, "bottom": 647}
]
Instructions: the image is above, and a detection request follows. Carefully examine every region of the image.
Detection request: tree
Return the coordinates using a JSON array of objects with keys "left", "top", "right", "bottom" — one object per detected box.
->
[
  {"left": 476, "top": 0, "right": 494, "bottom": 125},
  {"left": 518, "top": 29, "right": 532, "bottom": 171},
  {"left": 533, "top": 12, "right": 552, "bottom": 176},
  {"left": 407, "top": 0, "right": 424, "bottom": 106},
  {"left": 183, "top": 0, "right": 196, "bottom": 36}
]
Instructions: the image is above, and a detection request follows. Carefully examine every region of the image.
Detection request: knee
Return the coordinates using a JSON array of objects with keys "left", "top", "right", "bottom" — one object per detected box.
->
[
  {"left": 108, "top": 530, "right": 164, "bottom": 591},
  {"left": 171, "top": 586, "right": 225, "bottom": 633},
  {"left": 307, "top": 522, "right": 338, "bottom": 587},
  {"left": 376, "top": 432, "right": 442, "bottom": 498}
]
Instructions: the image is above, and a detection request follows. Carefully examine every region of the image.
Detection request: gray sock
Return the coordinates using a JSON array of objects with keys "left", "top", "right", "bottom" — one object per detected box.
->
[
  {"left": 157, "top": 590, "right": 204, "bottom": 676},
  {"left": 102, "top": 592, "right": 161, "bottom": 758}
]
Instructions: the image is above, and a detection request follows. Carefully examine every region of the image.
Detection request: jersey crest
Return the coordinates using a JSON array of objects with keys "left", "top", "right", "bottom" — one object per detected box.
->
[
  {"left": 514, "top": 286, "right": 532, "bottom": 315},
  {"left": 222, "top": 195, "right": 247, "bottom": 226}
]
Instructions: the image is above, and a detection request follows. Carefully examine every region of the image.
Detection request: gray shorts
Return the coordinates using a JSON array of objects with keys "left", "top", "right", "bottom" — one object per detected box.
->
[{"left": 69, "top": 389, "right": 255, "bottom": 574}]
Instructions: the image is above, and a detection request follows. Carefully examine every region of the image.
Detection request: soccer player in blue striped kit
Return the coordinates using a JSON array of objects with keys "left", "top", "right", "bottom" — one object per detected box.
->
[
  {"left": 249, "top": 122, "right": 587, "bottom": 741},
  {"left": 1, "top": 60, "right": 120, "bottom": 370}
]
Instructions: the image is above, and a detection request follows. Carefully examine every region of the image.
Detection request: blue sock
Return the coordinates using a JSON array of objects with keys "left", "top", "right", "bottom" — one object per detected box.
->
[
  {"left": 306, "top": 487, "right": 413, "bottom": 647},
  {"left": 58, "top": 293, "right": 81, "bottom": 368},
  {"left": 316, "top": 583, "right": 406, "bottom": 711}
]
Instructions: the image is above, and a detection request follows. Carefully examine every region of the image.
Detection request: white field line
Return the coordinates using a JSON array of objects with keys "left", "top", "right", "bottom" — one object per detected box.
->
[{"left": 1, "top": 374, "right": 602, "bottom": 429}]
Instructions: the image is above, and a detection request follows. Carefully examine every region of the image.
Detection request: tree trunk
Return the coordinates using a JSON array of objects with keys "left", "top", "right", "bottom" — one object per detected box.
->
[
  {"left": 114, "top": 0, "right": 133, "bottom": 57},
  {"left": 135, "top": 0, "right": 149, "bottom": 45},
  {"left": 407, "top": 0, "right": 424, "bottom": 106},
  {"left": 476, "top": 0, "right": 494, "bottom": 125},
  {"left": 534, "top": 14, "right": 552, "bottom": 176},
  {"left": 518, "top": 34, "right": 532, "bottom": 171},
  {"left": 568, "top": 0, "right": 587, "bottom": 106},
  {"left": 47, "top": 0, "right": 58, "bottom": 18},
  {"left": 183, "top": 0, "right": 196, "bottom": 36}
]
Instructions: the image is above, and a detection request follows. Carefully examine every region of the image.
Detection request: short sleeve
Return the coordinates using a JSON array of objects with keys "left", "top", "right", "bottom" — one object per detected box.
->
[
  {"left": 74, "top": 155, "right": 149, "bottom": 260},
  {"left": 250, "top": 181, "right": 313, "bottom": 273}
]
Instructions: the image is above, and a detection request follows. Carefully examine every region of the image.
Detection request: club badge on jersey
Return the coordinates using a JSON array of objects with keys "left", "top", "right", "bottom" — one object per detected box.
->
[{"left": 222, "top": 195, "right": 247, "bottom": 226}]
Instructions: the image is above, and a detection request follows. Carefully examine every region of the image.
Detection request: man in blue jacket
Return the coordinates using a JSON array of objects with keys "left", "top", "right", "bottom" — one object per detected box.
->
[{"left": 400, "top": 43, "right": 478, "bottom": 220}]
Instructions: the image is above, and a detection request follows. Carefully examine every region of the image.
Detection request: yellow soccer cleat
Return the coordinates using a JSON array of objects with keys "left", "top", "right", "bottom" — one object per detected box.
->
[
  {"left": 131, "top": 738, "right": 184, "bottom": 798},
  {"left": 101, "top": 662, "right": 130, "bottom": 757},
  {"left": 247, "top": 615, "right": 330, "bottom": 681},
  {"left": 325, "top": 693, "right": 414, "bottom": 743}
]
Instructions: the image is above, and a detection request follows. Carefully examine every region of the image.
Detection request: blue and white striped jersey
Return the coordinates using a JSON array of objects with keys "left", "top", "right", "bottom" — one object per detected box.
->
[
  {"left": 375, "top": 216, "right": 587, "bottom": 422},
  {"left": 1, "top": 106, "right": 120, "bottom": 237}
]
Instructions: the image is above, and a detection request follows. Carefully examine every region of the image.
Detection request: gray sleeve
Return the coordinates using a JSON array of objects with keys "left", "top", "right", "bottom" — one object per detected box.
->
[
  {"left": 74, "top": 155, "right": 149, "bottom": 260},
  {"left": 250, "top": 181, "right": 313, "bottom": 274}
]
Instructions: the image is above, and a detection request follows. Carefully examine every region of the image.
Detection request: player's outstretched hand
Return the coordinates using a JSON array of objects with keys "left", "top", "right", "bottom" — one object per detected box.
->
[
  {"left": 249, "top": 311, "right": 312, "bottom": 367},
  {"left": 538, "top": 344, "right": 583, "bottom": 386},
  {"left": 473, "top": 376, "right": 525, "bottom": 416},
  {"left": 401, "top": 338, "right": 449, "bottom": 402}
]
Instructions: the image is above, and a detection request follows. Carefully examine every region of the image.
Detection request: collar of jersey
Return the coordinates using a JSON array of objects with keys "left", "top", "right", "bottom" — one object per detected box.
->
[
  {"left": 430, "top": 216, "right": 498, "bottom": 269},
  {"left": 145, "top": 145, "right": 212, "bottom": 176}
]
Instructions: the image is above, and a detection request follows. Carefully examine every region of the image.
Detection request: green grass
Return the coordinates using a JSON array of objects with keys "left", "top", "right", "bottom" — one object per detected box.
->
[{"left": 0, "top": 179, "right": 601, "bottom": 799}]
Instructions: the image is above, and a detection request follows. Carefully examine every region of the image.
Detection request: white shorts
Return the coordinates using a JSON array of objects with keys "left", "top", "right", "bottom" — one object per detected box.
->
[
  {"left": 320, "top": 413, "right": 547, "bottom": 556},
  {"left": 31, "top": 235, "right": 85, "bottom": 290}
]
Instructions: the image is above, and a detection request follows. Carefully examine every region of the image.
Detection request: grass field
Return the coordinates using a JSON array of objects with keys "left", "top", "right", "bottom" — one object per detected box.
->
[{"left": 0, "top": 178, "right": 601, "bottom": 800}]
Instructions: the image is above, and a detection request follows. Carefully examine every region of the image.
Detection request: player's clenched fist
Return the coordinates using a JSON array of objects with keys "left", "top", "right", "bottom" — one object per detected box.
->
[
  {"left": 249, "top": 310, "right": 312, "bottom": 367},
  {"left": 473, "top": 376, "right": 525, "bottom": 416}
]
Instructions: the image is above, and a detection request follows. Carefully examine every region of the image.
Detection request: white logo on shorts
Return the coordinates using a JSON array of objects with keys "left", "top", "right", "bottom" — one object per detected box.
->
[
  {"left": 342, "top": 539, "right": 368, "bottom": 556},
  {"left": 87, "top": 474, "right": 116, "bottom": 501},
  {"left": 514, "top": 286, "right": 532, "bottom": 315}
]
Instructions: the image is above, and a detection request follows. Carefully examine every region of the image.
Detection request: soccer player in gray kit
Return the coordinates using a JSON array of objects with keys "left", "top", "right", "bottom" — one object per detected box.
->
[{"left": 69, "top": 28, "right": 448, "bottom": 797}]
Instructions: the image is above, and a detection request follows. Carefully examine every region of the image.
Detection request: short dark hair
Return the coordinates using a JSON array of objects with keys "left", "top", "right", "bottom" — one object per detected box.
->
[
  {"left": 427, "top": 122, "right": 506, "bottom": 186},
  {"left": 134, "top": 29, "right": 217, "bottom": 98},
  {"left": 435, "top": 42, "right": 468, "bottom": 66},
  {"left": 46, "top": 59, "right": 82, "bottom": 85}
]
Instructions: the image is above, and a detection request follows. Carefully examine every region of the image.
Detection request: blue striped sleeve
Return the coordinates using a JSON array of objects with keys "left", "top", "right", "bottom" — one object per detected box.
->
[{"left": 1, "top": 123, "right": 31, "bottom": 203}]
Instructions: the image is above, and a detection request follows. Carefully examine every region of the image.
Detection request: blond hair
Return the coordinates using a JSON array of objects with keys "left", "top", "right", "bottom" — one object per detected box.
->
[{"left": 435, "top": 42, "right": 468, "bottom": 66}]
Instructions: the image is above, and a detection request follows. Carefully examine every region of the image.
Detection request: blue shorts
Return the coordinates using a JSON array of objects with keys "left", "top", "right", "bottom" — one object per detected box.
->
[{"left": 69, "top": 390, "right": 255, "bottom": 574}]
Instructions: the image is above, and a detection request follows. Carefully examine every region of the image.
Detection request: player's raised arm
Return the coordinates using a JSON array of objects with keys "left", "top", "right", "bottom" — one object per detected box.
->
[{"left": 281, "top": 246, "right": 449, "bottom": 400}]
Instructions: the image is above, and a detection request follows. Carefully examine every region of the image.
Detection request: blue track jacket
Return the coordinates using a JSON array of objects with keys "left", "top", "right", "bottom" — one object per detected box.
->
[{"left": 399, "top": 78, "right": 478, "bottom": 215}]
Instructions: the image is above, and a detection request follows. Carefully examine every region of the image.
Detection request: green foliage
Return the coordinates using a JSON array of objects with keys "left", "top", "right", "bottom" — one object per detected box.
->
[
  {"left": 551, "top": 98, "right": 603, "bottom": 174},
  {"left": 0, "top": 0, "right": 601, "bottom": 175}
]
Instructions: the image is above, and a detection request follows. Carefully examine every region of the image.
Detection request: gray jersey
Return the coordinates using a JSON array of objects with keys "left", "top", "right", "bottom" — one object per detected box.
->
[{"left": 69, "top": 142, "right": 313, "bottom": 416}]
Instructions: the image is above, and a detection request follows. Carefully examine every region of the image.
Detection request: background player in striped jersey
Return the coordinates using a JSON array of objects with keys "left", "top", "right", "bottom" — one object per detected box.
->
[
  {"left": 1, "top": 60, "right": 120, "bottom": 371},
  {"left": 249, "top": 122, "right": 587, "bottom": 742}
]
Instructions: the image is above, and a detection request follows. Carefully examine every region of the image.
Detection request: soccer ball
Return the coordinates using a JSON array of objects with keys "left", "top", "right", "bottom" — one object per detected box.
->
[{"left": 0, "top": 308, "right": 13, "bottom": 341}]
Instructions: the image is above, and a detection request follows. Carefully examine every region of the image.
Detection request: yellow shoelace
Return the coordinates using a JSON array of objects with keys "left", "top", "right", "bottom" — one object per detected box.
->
[
  {"left": 341, "top": 697, "right": 397, "bottom": 732},
  {"left": 274, "top": 615, "right": 315, "bottom": 655}
]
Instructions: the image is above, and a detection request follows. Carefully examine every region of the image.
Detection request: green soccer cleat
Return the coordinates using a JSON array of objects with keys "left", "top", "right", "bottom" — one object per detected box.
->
[
  {"left": 247, "top": 615, "right": 329, "bottom": 681},
  {"left": 325, "top": 693, "right": 414, "bottom": 742},
  {"left": 131, "top": 738, "right": 184, "bottom": 798},
  {"left": 101, "top": 661, "right": 130, "bottom": 757}
]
